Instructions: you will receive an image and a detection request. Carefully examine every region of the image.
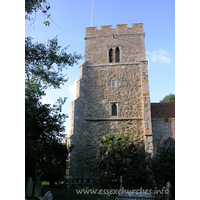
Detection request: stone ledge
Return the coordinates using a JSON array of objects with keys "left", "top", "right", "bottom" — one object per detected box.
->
[
  {"left": 84, "top": 33, "right": 145, "bottom": 40},
  {"left": 84, "top": 62, "right": 140, "bottom": 67},
  {"left": 85, "top": 117, "right": 143, "bottom": 121},
  {"left": 152, "top": 118, "right": 175, "bottom": 121}
]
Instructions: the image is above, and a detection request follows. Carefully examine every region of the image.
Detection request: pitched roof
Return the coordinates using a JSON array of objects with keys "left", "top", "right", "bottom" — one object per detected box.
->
[{"left": 151, "top": 102, "right": 175, "bottom": 122}]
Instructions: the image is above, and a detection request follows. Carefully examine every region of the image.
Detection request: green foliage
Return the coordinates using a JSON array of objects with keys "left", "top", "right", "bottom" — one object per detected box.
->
[
  {"left": 25, "top": 36, "right": 82, "bottom": 183},
  {"left": 25, "top": 36, "right": 82, "bottom": 90},
  {"left": 150, "top": 141, "right": 175, "bottom": 198},
  {"left": 160, "top": 93, "right": 175, "bottom": 103},
  {"left": 25, "top": 90, "right": 69, "bottom": 182},
  {"left": 97, "top": 126, "right": 150, "bottom": 189},
  {"left": 40, "top": 142, "right": 69, "bottom": 184},
  {"left": 25, "top": 0, "right": 50, "bottom": 15},
  {"left": 25, "top": 0, "right": 51, "bottom": 25},
  {"left": 97, "top": 126, "right": 175, "bottom": 198}
]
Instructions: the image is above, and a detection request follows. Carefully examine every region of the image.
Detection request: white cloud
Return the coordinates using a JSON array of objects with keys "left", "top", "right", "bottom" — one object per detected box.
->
[
  {"left": 147, "top": 49, "right": 172, "bottom": 64},
  {"left": 69, "top": 81, "right": 77, "bottom": 99},
  {"left": 40, "top": 97, "right": 55, "bottom": 105}
]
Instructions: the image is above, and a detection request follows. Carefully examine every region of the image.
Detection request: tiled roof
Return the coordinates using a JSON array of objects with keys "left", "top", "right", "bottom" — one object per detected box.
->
[{"left": 151, "top": 102, "right": 175, "bottom": 122}]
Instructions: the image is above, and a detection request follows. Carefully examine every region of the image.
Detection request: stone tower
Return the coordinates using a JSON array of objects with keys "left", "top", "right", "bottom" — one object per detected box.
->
[{"left": 67, "top": 23, "right": 153, "bottom": 184}]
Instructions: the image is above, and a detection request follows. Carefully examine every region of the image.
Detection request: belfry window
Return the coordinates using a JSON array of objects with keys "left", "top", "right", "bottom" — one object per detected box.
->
[
  {"left": 109, "top": 47, "right": 120, "bottom": 63},
  {"left": 109, "top": 48, "right": 113, "bottom": 63},
  {"left": 112, "top": 103, "right": 117, "bottom": 116},
  {"left": 116, "top": 47, "right": 120, "bottom": 62}
]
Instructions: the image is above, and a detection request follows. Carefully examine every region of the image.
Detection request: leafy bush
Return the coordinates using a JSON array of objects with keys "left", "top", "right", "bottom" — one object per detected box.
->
[
  {"left": 97, "top": 126, "right": 151, "bottom": 189},
  {"left": 97, "top": 126, "right": 175, "bottom": 199},
  {"left": 150, "top": 140, "right": 175, "bottom": 198}
]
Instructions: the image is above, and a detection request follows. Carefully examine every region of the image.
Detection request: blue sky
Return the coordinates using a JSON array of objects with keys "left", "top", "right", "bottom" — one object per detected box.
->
[{"left": 25, "top": 0, "right": 175, "bottom": 137}]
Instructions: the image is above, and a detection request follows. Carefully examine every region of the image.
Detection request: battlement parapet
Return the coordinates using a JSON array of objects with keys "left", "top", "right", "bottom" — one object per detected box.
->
[{"left": 85, "top": 23, "right": 144, "bottom": 38}]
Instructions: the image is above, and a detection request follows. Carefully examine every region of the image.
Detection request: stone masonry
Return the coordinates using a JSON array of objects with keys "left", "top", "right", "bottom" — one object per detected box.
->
[
  {"left": 151, "top": 103, "right": 175, "bottom": 153},
  {"left": 67, "top": 23, "right": 161, "bottom": 185}
]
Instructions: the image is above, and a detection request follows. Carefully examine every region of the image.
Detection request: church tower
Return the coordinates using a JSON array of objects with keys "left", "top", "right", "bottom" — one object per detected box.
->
[{"left": 67, "top": 23, "right": 153, "bottom": 185}]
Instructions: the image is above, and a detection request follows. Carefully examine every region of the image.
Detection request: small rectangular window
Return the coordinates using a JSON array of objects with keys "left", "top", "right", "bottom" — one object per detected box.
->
[{"left": 112, "top": 80, "right": 117, "bottom": 88}]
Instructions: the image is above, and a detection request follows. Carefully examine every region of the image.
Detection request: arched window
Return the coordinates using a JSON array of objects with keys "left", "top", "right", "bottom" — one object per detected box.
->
[
  {"left": 116, "top": 47, "right": 120, "bottom": 62},
  {"left": 109, "top": 48, "right": 113, "bottom": 63},
  {"left": 112, "top": 103, "right": 117, "bottom": 116}
]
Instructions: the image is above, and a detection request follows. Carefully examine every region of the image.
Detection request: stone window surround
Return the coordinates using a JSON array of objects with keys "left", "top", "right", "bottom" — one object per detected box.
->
[
  {"left": 110, "top": 101, "right": 119, "bottom": 117},
  {"left": 107, "top": 45, "right": 122, "bottom": 63}
]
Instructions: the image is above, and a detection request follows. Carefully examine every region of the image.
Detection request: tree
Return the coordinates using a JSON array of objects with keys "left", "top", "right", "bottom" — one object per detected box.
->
[
  {"left": 39, "top": 141, "right": 69, "bottom": 186},
  {"left": 25, "top": 0, "right": 82, "bottom": 186},
  {"left": 160, "top": 93, "right": 175, "bottom": 103},
  {"left": 97, "top": 126, "right": 150, "bottom": 189},
  {"left": 25, "top": 36, "right": 82, "bottom": 184}
]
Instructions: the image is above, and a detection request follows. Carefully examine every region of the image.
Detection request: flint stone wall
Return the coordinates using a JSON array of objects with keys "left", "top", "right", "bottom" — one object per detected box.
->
[
  {"left": 68, "top": 64, "right": 147, "bottom": 179},
  {"left": 152, "top": 118, "right": 175, "bottom": 153},
  {"left": 86, "top": 65, "right": 143, "bottom": 118}
]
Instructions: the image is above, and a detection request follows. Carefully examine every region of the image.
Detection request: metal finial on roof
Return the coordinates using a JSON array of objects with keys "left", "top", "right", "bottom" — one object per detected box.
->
[{"left": 91, "top": 0, "right": 94, "bottom": 27}]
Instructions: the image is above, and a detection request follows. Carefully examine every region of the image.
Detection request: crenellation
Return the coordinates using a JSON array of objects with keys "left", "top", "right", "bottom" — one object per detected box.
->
[
  {"left": 100, "top": 25, "right": 112, "bottom": 30},
  {"left": 131, "top": 23, "right": 144, "bottom": 32},
  {"left": 85, "top": 26, "right": 97, "bottom": 37},
  {"left": 85, "top": 23, "right": 144, "bottom": 38}
]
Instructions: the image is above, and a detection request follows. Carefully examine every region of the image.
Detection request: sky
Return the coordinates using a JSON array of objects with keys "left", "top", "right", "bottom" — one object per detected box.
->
[{"left": 25, "top": 0, "right": 175, "bottom": 138}]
